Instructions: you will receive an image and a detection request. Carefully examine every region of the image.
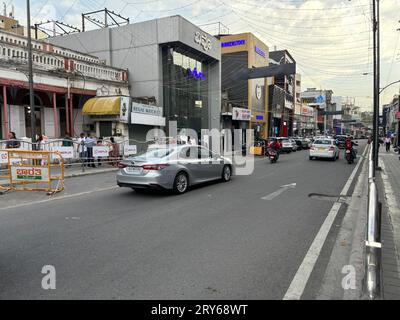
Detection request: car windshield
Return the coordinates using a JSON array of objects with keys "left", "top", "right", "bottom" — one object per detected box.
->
[
  {"left": 314, "top": 140, "right": 332, "bottom": 145},
  {"left": 280, "top": 139, "right": 289, "bottom": 143}
]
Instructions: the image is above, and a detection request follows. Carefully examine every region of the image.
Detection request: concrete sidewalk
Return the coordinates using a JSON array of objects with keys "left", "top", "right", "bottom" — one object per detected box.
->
[{"left": 378, "top": 150, "right": 400, "bottom": 299}]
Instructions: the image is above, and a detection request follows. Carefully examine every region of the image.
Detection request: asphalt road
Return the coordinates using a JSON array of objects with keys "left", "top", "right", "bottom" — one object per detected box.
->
[{"left": 0, "top": 142, "right": 367, "bottom": 299}]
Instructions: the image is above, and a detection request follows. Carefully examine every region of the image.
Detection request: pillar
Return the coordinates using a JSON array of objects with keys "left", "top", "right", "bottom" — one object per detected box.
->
[
  {"left": 2, "top": 86, "right": 9, "bottom": 138},
  {"left": 53, "top": 93, "right": 59, "bottom": 138}
]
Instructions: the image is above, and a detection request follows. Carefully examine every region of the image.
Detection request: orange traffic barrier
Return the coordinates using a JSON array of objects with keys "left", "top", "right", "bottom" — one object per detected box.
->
[{"left": 0, "top": 149, "right": 64, "bottom": 194}]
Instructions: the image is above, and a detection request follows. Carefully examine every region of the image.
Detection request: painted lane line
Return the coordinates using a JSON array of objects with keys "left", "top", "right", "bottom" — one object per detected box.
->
[
  {"left": 0, "top": 186, "right": 119, "bottom": 212},
  {"left": 283, "top": 145, "right": 369, "bottom": 300},
  {"left": 262, "top": 183, "right": 297, "bottom": 201}
]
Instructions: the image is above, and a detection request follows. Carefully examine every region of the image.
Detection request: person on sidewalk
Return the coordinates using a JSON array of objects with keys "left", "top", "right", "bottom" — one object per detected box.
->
[
  {"left": 385, "top": 136, "right": 392, "bottom": 152},
  {"left": 85, "top": 134, "right": 97, "bottom": 168},
  {"left": 77, "top": 133, "right": 87, "bottom": 167},
  {"left": 108, "top": 137, "right": 120, "bottom": 167},
  {"left": 6, "top": 132, "right": 21, "bottom": 149}
]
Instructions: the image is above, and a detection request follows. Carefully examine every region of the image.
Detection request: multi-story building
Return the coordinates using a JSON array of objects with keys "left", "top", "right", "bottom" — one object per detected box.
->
[
  {"left": 50, "top": 16, "right": 221, "bottom": 143},
  {"left": 301, "top": 88, "right": 334, "bottom": 135},
  {"left": 219, "top": 33, "right": 270, "bottom": 141},
  {"left": 0, "top": 25, "right": 130, "bottom": 140},
  {"left": 383, "top": 94, "right": 399, "bottom": 138},
  {"left": 269, "top": 50, "right": 296, "bottom": 137}
]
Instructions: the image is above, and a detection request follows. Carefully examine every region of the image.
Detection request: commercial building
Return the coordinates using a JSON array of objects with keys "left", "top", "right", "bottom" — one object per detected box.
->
[
  {"left": 219, "top": 33, "right": 270, "bottom": 140},
  {"left": 301, "top": 88, "right": 334, "bottom": 135},
  {"left": 293, "top": 74, "right": 315, "bottom": 136},
  {"left": 0, "top": 25, "right": 129, "bottom": 140},
  {"left": 269, "top": 50, "right": 296, "bottom": 137},
  {"left": 50, "top": 16, "right": 221, "bottom": 142}
]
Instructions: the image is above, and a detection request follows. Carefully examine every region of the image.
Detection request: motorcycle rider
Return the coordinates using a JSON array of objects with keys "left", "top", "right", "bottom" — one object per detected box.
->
[
  {"left": 267, "top": 138, "right": 282, "bottom": 159},
  {"left": 345, "top": 137, "right": 358, "bottom": 160}
]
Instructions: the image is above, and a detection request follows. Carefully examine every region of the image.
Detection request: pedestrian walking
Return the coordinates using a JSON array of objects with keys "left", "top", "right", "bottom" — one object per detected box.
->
[{"left": 385, "top": 136, "right": 391, "bottom": 152}]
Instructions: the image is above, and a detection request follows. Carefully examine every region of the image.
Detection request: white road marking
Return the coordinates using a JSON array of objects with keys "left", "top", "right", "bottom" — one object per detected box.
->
[
  {"left": 283, "top": 145, "right": 369, "bottom": 300},
  {"left": 262, "top": 183, "right": 297, "bottom": 200},
  {"left": 0, "top": 186, "right": 119, "bottom": 212}
]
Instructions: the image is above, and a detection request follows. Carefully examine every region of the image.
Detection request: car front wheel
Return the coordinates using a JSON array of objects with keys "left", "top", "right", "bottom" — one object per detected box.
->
[{"left": 173, "top": 172, "right": 188, "bottom": 194}]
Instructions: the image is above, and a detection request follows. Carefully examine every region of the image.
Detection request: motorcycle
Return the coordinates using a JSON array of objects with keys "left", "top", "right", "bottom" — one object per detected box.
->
[
  {"left": 267, "top": 148, "right": 279, "bottom": 164},
  {"left": 345, "top": 148, "right": 356, "bottom": 164}
]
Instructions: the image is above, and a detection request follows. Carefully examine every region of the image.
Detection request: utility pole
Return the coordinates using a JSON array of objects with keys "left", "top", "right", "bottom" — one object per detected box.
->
[
  {"left": 372, "top": 0, "right": 380, "bottom": 176},
  {"left": 27, "top": 0, "right": 36, "bottom": 148}
]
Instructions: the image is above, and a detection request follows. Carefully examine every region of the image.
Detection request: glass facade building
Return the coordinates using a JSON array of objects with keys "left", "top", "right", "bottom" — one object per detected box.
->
[{"left": 162, "top": 45, "right": 212, "bottom": 136}]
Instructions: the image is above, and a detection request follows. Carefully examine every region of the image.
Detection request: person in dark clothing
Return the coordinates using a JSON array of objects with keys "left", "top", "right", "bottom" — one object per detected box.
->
[{"left": 6, "top": 132, "right": 21, "bottom": 149}]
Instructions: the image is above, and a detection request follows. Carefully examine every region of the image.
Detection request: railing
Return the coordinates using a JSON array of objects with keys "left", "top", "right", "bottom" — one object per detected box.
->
[
  {"left": 364, "top": 145, "right": 382, "bottom": 299},
  {"left": 0, "top": 138, "right": 155, "bottom": 173}
]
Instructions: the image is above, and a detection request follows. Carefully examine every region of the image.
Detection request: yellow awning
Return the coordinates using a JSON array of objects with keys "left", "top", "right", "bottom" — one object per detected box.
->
[{"left": 82, "top": 96, "right": 121, "bottom": 116}]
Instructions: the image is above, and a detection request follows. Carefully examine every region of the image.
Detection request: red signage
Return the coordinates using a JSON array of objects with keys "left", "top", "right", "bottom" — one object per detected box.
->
[{"left": 396, "top": 112, "right": 400, "bottom": 120}]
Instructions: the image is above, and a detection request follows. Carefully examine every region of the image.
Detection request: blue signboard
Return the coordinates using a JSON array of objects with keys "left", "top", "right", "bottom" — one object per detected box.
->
[
  {"left": 256, "top": 115, "right": 264, "bottom": 121},
  {"left": 255, "top": 46, "right": 266, "bottom": 58},
  {"left": 315, "top": 95, "right": 326, "bottom": 104},
  {"left": 221, "top": 40, "right": 246, "bottom": 48}
]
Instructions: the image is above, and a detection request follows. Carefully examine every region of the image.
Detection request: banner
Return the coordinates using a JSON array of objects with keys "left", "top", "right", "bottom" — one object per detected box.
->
[
  {"left": 52, "top": 147, "right": 74, "bottom": 159},
  {"left": 93, "top": 146, "right": 110, "bottom": 158},
  {"left": 124, "top": 145, "right": 137, "bottom": 156},
  {"left": 11, "top": 166, "right": 49, "bottom": 182}
]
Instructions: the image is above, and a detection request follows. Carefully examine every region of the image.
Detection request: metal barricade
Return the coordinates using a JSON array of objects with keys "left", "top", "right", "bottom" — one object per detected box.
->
[
  {"left": 0, "top": 149, "right": 64, "bottom": 194},
  {"left": 364, "top": 145, "right": 382, "bottom": 299}
]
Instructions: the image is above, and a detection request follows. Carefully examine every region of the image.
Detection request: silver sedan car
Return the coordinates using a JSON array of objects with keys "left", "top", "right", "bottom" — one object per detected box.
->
[{"left": 116, "top": 145, "right": 233, "bottom": 194}]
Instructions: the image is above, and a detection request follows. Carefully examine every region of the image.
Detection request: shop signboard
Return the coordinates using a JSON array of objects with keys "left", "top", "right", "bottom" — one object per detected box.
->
[
  {"left": 232, "top": 107, "right": 251, "bottom": 121},
  {"left": 120, "top": 96, "right": 131, "bottom": 123}
]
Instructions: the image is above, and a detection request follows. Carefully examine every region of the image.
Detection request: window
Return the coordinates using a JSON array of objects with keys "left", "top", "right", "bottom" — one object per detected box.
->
[{"left": 99, "top": 122, "right": 112, "bottom": 137}]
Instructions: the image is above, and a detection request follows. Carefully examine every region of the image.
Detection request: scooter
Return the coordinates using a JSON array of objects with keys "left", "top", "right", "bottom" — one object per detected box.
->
[
  {"left": 345, "top": 148, "right": 356, "bottom": 164},
  {"left": 267, "top": 148, "right": 279, "bottom": 164}
]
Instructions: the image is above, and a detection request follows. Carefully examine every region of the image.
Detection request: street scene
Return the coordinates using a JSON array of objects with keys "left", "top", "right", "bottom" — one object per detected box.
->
[{"left": 0, "top": 0, "right": 400, "bottom": 306}]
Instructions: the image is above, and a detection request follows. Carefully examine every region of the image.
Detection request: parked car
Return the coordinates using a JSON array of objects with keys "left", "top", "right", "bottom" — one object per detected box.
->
[
  {"left": 292, "top": 138, "right": 304, "bottom": 150},
  {"left": 277, "top": 138, "right": 294, "bottom": 153},
  {"left": 301, "top": 137, "right": 312, "bottom": 149},
  {"left": 309, "top": 138, "right": 340, "bottom": 161},
  {"left": 117, "top": 145, "right": 233, "bottom": 194},
  {"left": 289, "top": 138, "right": 299, "bottom": 152}
]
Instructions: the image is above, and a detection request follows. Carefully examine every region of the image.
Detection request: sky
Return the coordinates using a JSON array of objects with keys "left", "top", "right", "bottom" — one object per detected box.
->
[{"left": 5, "top": 0, "right": 400, "bottom": 111}]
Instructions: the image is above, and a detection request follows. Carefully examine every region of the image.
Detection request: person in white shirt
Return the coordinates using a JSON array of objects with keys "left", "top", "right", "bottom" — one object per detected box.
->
[{"left": 77, "top": 133, "right": 87, "bottom": 164}]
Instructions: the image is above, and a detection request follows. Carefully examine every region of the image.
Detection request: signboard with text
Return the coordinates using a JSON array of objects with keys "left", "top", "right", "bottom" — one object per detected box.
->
[
  {"left": 11, "top": 166, "right": 49, "bottom": 182},
  {"left": 232, "top": 107, "right": 251, "bottom": 121},
  {"left": 93, "top": 146, "right": 110, "bottom": 158},
  {"left": 124, "top": 145, "right": 137, "bottom": 156},
  {"left": 51, "top": 147, "right": 74, "bottom": 159}
]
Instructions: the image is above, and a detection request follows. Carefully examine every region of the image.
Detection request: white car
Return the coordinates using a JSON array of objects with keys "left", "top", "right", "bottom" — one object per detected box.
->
[{"left": 309, "top": 138, "right": 340, "bottom": 161}]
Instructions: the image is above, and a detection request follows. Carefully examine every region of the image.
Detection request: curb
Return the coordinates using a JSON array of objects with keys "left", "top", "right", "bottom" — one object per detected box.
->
[{"left": 64, "top": 168, "right": 118, "bottom": 178}]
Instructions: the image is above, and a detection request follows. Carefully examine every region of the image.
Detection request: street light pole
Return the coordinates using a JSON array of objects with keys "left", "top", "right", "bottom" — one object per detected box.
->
[
  {"left": 372, "top": 0, "right": 380, "bottom": 176},
  {"left": 27, "top": 0, "right": 36, "bottom": 148}
]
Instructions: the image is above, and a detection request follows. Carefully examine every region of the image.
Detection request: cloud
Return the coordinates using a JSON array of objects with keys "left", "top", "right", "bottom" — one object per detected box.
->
[{"left": 9, "top": 0, "right": 400, "bottom": 109}]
